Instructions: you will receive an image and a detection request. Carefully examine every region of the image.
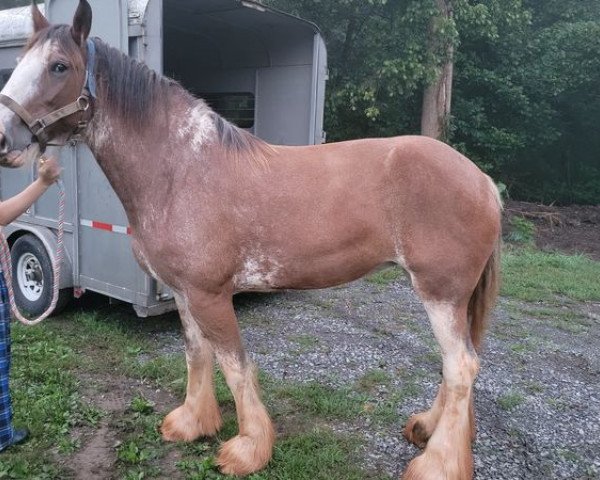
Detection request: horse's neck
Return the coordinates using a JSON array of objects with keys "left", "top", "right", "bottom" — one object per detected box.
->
[{"left": 83, "top": 105, "right": 182, "bottom": 228}]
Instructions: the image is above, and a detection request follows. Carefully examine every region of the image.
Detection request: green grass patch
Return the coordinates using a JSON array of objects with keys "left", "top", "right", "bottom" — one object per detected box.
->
[
  {"left": 2, "top": 309, "right": 393, "bottom": 479},
  {"left": 365, "top": 266, "right": 404, "bottom": 285},
  {"left": 355, "top": 369, "right": 391, "bottom": 393},
  {"left": 501, "top": 248, "right": 600, "bottom": 302},
  {"left": 0, "top": 321, "right": 94, "bottom": 478},
  {"left": 272, "top": 381, "right": 365, "bottom": 420},
  {"left": 288, "top": 334, "right": 320, "bottom": 353},
  {"left": 505, "top": 217, "right": 536, "bottom": 245},
  {"left": 497, "top": 391, "right": 525, "bottom": 411}
]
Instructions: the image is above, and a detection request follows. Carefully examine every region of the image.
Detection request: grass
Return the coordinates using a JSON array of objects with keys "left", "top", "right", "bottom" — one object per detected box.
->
[
  {"left": 497, "top": 391, "right": 525, "bottom": 411},
  {"left": 288, "top": 334, "right": 319, "bottom": 354},
  {"left": 355, "top": 369, "right": 392, "bottom": 393},
  {"left": 365, "top": 266, "right": 404, "bottom": 285},
  {"left": 0, "top": 308, "right": 393, "bottom": 480},
  {"left": 501, "top": 247, "right": 600, "bottom": 302},
  {"left": 1, "top": 317, "right": 107, "bottom": 479}
]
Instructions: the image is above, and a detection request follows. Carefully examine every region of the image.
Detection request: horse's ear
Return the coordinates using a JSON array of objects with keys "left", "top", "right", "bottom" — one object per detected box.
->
[
  {"left": 31, "top": 1, "right": 49, "bottom": 32},
  {"left": 70, "top": 0, "right": 92, "bottom": 45}
]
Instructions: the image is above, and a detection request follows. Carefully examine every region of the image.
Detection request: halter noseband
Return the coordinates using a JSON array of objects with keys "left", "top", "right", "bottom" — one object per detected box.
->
[{"left": 0, "top": 38, "right": 97, "bottom": 153}]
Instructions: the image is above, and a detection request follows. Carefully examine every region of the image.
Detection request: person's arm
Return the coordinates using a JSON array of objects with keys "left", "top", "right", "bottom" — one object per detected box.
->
[{"left": 0, "top": 157, "right": 62, "bottom": 227}]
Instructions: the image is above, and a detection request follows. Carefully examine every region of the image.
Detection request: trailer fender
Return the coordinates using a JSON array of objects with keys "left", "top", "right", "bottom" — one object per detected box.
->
[{"left": 4, "top": 223, "right": 74, "bottom": 289}]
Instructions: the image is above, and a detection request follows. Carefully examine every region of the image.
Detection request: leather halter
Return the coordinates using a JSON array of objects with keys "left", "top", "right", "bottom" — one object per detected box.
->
[{"left": 0, "top": 39, "right": 97, "bottom": 152}]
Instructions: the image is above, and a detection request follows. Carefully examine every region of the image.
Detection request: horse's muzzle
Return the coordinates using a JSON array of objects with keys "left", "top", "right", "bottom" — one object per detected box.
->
[
  {"left": 0, "top": 149, "right": 26, "bottom": 168},
  {"left": 0, "top": 131, "right": 21, "bottom": 167},
  {"left": 0, "top": 131, "right": 29, "bottom": 168}
]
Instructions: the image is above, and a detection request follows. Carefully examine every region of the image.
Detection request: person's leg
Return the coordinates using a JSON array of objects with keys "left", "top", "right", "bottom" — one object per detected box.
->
[{"left": 0, "top": 272, "right": 14, "bottom": 451}]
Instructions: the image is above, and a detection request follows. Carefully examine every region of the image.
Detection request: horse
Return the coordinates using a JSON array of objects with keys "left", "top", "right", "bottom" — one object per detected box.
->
[{"left": 0, "top": 2, "right": 501, "bottom": 478}]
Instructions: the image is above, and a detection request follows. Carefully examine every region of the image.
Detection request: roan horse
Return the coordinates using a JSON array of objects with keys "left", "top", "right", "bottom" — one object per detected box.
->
[{"left": 0, "top": 2, "right": 501, "bottom": 478}]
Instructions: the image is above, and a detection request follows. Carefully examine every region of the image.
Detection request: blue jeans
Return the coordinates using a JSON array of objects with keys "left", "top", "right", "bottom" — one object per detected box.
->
[{"left": 0, "top": 272, "right": 13, "bottom": 450}]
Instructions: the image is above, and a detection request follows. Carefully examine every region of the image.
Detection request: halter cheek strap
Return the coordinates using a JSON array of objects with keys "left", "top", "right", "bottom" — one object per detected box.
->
[{"left": 0, "top": 38, "right": 97, "bottom": 152}]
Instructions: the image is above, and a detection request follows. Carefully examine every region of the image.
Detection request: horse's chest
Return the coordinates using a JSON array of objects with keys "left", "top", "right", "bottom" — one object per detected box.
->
[{"left": 131, "top": 240, "right": 166, "bottom": 284}]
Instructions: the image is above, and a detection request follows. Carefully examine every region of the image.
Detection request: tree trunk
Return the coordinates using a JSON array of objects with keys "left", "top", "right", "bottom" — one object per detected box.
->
[{"left": 421, "top": 0, "right": 454, "bottom": 141}]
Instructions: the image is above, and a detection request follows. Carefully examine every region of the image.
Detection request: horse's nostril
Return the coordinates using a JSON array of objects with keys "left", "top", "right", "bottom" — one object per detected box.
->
[{"left": 0, "top": 132, "right": 7, "bottom": 154}]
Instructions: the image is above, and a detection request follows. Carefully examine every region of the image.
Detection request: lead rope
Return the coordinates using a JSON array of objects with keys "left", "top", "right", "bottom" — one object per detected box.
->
[{"left": 0, "top": 179, "right": 65, "bottom": 325}]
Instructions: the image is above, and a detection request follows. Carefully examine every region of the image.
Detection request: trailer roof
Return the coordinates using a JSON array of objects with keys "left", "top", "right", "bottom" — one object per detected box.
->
[
  {"left": 164, "top": 0, "right": 321, "bottom": 69},
  {"left": 0, "top": 1, "right": 320, "bottom": 48},
  {"left": 0, "top": 5, "right": 44, "bottom": 46}
]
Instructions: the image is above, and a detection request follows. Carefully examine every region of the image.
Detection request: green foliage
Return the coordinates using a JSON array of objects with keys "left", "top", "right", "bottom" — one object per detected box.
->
[{"left": 265, "top": 0, "right": 600, "bottom": 204}]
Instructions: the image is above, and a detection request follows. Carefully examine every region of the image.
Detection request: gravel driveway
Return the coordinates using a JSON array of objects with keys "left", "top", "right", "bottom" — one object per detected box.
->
[
  {"left": 232, "top": 274, "right": 600, "bottom": 479},
  {"left": 153, "top": 271, "right": 599, "bottom": 479}
]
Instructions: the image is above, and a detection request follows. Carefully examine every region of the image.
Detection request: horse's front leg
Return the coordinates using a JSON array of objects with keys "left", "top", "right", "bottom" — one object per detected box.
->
[
  {"left": 181, "top": 289, "right": 275, "bottom": 476},
  {"left": 161, "top": 293, "right": 222, "bottom": 441}
]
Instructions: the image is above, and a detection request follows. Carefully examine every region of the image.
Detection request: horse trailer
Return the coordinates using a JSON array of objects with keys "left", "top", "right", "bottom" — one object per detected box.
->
[{"left": 0, "top": 0, "right": 327, "bottom": 316}]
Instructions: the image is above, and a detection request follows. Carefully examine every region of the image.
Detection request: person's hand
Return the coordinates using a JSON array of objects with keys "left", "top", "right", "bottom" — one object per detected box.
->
[{"left": 38, "top": 156, "right": 61, "bottom": 186}]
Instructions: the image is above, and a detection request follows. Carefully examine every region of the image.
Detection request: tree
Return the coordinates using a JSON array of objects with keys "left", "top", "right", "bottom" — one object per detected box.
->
[{"left": 421, "top": 0, "right": 455, "bottom": 141}]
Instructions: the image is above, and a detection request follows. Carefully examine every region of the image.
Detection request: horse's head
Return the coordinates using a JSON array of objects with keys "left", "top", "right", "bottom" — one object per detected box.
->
[{"left": 0, "top": 0, "right": 92, "bottom": 167}]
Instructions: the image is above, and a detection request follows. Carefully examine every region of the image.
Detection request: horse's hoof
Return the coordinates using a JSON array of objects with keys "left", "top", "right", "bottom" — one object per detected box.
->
[
  {"left": 403, "top": 414, "right": 433, "bottom": 448},
  {"left": 161, "top": 404, "right": 222, "bottom": 442},
  {"left": 402, "top": 447, "right": 473, "bottom": 480},
  {"left": 217, "top": 433, "right": 274, "bottom": 476}
]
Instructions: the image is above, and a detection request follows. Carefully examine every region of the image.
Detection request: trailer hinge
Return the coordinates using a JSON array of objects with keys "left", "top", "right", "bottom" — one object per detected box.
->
[{"left": 128, "top": 24, "right": 144, "bottom": 38}]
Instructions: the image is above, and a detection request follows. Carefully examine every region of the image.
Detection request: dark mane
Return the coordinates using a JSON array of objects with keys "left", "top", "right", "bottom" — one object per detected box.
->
[
  {"left": 211, "top": 114, "right": 274, "bottom": 167},
  {"left": 93, "top": 37, "right": 180, "bottom": 130},
  {"left": 91, "top": 38, "right": 273, "bottom": 164}
]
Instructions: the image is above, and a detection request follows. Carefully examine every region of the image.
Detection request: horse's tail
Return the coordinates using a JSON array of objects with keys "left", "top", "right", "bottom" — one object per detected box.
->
[
  {"left": 468, "top": 180, "right": 502, "bottom": 352},
  {"left": 468, "top": 236, "right": 501, "bottom": 352}
]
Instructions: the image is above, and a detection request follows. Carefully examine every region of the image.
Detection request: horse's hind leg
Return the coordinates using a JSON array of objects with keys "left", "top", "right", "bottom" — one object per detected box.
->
[
  {"left": 161, "top": 294, "right": 222, "bottom": 441},
  {"left": 403, "top": 301, "right": 478, "bottom": 480},
  {"left": 404, "top": 380, "right": 446, "bottom": 448},
  {"left": 404, "top": 379, "right": 476, "bottom": 448},
  {"left": 185, "top": 290, "right": 275, "bottom": 476}
]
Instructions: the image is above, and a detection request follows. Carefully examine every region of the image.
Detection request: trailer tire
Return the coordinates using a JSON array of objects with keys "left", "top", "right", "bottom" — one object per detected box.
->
[{"left": 10, "top": 234, "right": 71, "bottom": 317}]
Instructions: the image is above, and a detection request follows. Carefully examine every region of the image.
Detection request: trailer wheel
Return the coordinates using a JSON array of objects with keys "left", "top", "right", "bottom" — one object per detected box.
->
[{"left": 10, "top": 234, "right": 71, "bottom": 317}]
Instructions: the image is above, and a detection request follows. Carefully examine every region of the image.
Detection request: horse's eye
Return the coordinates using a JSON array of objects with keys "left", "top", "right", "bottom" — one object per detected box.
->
[{"left": 51, "top": 63, "right": 68, "bottom": 74}]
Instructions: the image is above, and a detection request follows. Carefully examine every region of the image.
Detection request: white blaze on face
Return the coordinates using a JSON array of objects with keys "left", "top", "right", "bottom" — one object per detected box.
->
[{"left": 0, "top": 41, "right": 52, "bottom": 131}]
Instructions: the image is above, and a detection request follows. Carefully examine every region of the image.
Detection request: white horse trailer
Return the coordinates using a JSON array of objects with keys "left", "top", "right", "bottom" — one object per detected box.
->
[{"left": 0, "top": 0, "right": 327, "bottom": 316}]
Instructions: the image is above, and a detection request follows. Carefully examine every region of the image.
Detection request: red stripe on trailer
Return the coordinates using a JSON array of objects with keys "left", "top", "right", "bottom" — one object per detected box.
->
[
  {"left": 92, "top": 221, "right": 113, "bottom": 232},
  {"left": 80, "top": 219, "right": 131, "bottom": 235}
]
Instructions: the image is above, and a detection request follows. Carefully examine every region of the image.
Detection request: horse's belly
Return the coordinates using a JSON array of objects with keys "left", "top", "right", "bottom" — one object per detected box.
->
[{"left": 232, "top": 239, "right": 397, "bottom": 293}]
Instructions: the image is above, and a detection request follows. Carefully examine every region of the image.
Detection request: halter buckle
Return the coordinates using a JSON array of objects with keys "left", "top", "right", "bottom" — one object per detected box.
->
[
  {"left": 31, "top": 118, "right": 47, "bottom": 135},
  {"left": 76, "top": 96, "right": 90, "bottom": 111}
]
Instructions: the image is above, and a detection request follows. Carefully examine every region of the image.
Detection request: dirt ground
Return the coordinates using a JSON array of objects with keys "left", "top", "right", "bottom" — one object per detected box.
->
[
  {"left": 503, "top": 200, "right": 600, "bottom": 260},
  {"left": 66, "top": 201, "right": 600, "bottom": 480}
]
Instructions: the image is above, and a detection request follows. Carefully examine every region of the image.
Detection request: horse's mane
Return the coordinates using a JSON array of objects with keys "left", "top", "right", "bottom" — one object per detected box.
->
[
  {"left": 94, "top": 37, "right": 273, "bottom": 166},
  {"left": 29, "top": 26, "right": 272, "bottom": 166},
  {"left": 95, "top": 37, "right": 273, "bottom": 166}
]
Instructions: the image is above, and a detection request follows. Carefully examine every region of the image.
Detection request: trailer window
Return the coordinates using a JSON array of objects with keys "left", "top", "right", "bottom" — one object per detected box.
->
[
  {"left": 0, "top": 69, "right": 13, "bottom": 90},
  {"left": 200, "top": 93, "right": 255, "bottom": 129}
]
